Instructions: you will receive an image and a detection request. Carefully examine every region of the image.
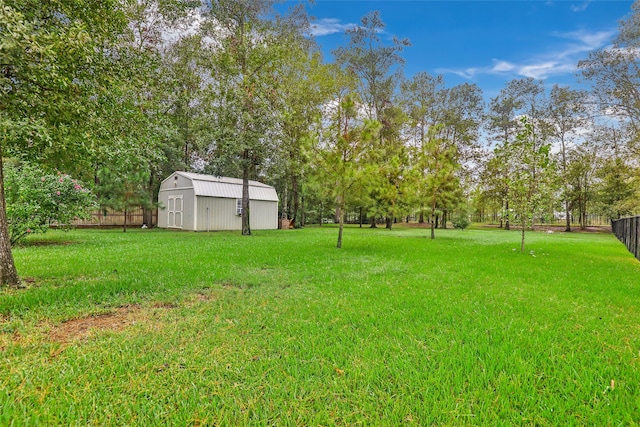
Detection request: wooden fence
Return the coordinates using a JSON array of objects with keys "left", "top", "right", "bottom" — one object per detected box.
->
[
  {"left": 611, "top": 216, "right": 640, "bottom": 260},
  {"left": 71, "top": 208, "right": 157, "bottom": 228}
]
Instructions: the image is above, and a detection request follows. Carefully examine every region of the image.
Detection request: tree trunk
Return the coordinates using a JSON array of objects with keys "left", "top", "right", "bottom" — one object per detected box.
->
[
  {"left": 370, "top": 217, "right": 377, "bottom": 228},
  {"left": 520, "top": 222, "right": 526, "bottom": 253},
  {"left": 441, "top": 209, "right": 447, "bottom": 229},
  {"left": 419, "top": 210, "right": 424, "bottom": 223},
  {"left": 291, "top": 174, "right": 301, "bottom": 228},
  {"left": 505, "top": 199, "right": 510, "bottom": 230},
  {"left": 385, "top": 216, "right": 392, "bottom": 229},
  {"left": 359, "top": 207, "right": 363, "bottom": 228},
  {"left": 143, "top": 207, "right": 153, "bottom": 228},
  {"left": 430, "top": 206, "right": 436, "bottom": 240},
  {"left": 143, "top": 173, "right": 154, "bottom": 227},
  {"left": 0, "top": 155, "right": 20, "bottom": 286},
  {"left": 565, "top": 200, "right": 571, "bottom": 232},
  {"left": 281, "top": 183, "right": 288, "bottom": 221},
  {"left": 241, "top": 160, "right": 251, "bottom": 236},
  {"left": 123, "top": 208, "right": 128, "bottom": 233},
  {"left": 337, "top": 203, "right": 343, "bottom": 249}
]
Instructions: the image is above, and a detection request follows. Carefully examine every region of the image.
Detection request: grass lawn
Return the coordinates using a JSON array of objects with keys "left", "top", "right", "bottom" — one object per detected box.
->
[{"left": 1, "top": 225, "right": 639, "bottom": 425}]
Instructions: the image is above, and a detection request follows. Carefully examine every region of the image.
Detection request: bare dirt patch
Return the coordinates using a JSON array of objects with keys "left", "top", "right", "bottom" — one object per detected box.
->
[
  {"left": 5, "top": 291, "right": 215, "bottom": 350},
  {"left": 194, "top": 291, "right": 217, "bottom": 302},
  {"left": 48, "top": 305, "right": 141, "bottom": 344}
]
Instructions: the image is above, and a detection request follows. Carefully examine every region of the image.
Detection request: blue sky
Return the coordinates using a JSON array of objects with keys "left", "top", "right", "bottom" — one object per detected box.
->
[{"left": 280, "top": 0, "right": 634, "bottom": 99}]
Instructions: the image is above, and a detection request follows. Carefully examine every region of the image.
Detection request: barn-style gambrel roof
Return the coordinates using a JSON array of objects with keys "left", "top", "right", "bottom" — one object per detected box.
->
[{"left": 163, "top": 172, "right": 279, "bottom": 202}]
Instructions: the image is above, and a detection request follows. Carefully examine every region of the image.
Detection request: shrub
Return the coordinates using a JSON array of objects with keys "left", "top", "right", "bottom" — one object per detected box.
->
[
  {"left": 5, "top": 161, "right": 97, "bottom": 244},
  {"left": 451, "top": 211, "right": 471, "bottom": 230}
]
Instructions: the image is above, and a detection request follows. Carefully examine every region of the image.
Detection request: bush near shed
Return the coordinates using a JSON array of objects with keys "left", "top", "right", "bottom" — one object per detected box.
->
[{"left": 5, "top": 161, "right": 96, "bottom": 244}]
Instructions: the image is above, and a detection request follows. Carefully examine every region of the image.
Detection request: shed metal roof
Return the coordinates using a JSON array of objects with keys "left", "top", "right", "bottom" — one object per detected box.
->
[{"left": 163, "top": 172, "right": 279, "bottom": 202}]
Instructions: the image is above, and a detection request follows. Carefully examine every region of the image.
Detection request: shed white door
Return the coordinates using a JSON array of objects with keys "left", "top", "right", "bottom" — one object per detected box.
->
[{"left": 167, "top": 195, "right": 183, "bottom": 228}]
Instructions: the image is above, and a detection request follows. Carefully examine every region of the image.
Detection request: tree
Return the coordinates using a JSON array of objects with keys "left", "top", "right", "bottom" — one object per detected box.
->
[
  {"left": 400, "top": 72, "right": 445, "bottom": 222},
  {"left": 547, "top": 85, "right": 588, "bottom": 231},
  {"left": 484, "top": 78, "right": 547, "bottom": 230},
  {"left": 333, "top": 11, "right": 410, "bottom": 228},
  {"left": 479, "top": 146, "right": 511, "bottom": 228},
  {"left": 485, "top": 89, "right": 521, "bottom": 230},
  {"left": 267, "top": 26, "right": 332, "bottom": 228},
  {"left": 202, "top": 0, "right": 298, "bottom": 236},
  {"left": 401, "top": 72, "right": 444, "bottom": 136},
  {"left": 596, "top": 157, "right": 635, "bottom": 220},
  {"left": 372, "top": 100, "right": 411, "bottom": 229},
  {"left": 97, "top": 168, "right": 155, "bottom": 232},
  {"left": 565, "top": 144, "right": 598, "bottom": 229},
  {"left": 333, "top": 10, "right": 410, "bottom": 122},
  {"left": 313, "top": 93, "right": 381, "bottom": 248},
  {"left": 433, "top": 82, "right": 484, "bottom": 228},
  {"left": 438, "top": 83, "right": 485, "bottom": 163},
  {"left": 0, "top": 0, "right": 129, "bottom": 286},
  {"left": 422, "top": 131, "right": 461, "bottom": 239},
  {"left": 579, "top": 1, "right": 640, "bottom": 219},
  {"left": 117, "top": 0, "right": 203, "bottom": 228},
  {"left": 507, "top": 117, "right": 552, "bottom": 253},
  {"left": 584, "top": 121, "right": 638, "bottom": 220}
]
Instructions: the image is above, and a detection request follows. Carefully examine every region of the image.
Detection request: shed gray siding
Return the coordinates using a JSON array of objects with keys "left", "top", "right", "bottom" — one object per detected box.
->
[
  {"left": 195, "top": 197, "right": 277, "bottom": 231},
  {"left": 249, "top": 200, "right": 278, "bottom": 230},
  {"left": 195, "top": 196, "right": 237, "bottom": 231}
]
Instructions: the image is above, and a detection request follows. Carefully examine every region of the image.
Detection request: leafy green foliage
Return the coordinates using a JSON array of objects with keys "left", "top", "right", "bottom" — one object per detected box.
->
[
  {"left": 0, "top": 0, "right": 131, "bottom": 285},
  {"left": 548, "top": 85, "right": 589, "bottom": 231},
  {"left": 507, "top": 117, "right": 554, "bottom": 252},
  {"left": 333, "top": 11, "right": 411, "bottom": 228},
  {"left": 4, "top": 162, "right": 96, "bottom": 244},
  {"left": 595, "top": 157, "right": 636, "bottom": 220},
  {"left": 97, "top": 168, "right": 154, "bottom": 232},
  {"left": 200, "top": 0, "right": 297, "bottom": 235},
  {"left": 312, "top": 92, "right": 382, "bottom": 248},
  {"left": 579, "top": 0, "right": 640, "bottom": 129},
  {"left": 267, "top": 45, "right": 333, "bottom": 226},
  {"left": 451, "top": 209, "right": 471, "bottom": 230},
  {"left": 334, "top": 10, "right": 410, "bottom": 121}
]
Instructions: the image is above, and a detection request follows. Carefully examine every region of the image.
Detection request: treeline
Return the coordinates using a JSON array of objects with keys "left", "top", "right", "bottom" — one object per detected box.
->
[{"left": 2, "top": 0, "right": 640, "bottom": 282}]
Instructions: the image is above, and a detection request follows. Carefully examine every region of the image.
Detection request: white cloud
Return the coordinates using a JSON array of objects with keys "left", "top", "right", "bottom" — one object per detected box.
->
[
  {"left": 571, "top": 1, "right": 591, "bottom": 13},
  {"left": 492, "top": 60, "right": 515, "bottom": 72},
  {"left": 519, "top": 61, "right": 576, "bottom": 79},
  {"left": 553, "top": 29, "right": 617, "bottom": 56},
  {"left": 439, "top": 27, "right": 617, "bottom": 81},
  {"left": 436, "top": 67, "right": 479, "bottom": 79},
  {"left": 309, "top": 18, "right": 357, "bottom": 37}
]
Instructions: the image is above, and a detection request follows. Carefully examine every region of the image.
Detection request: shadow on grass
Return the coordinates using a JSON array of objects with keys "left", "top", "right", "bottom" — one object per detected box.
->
[{"left": 16, "top": 239, "right": 75, "bottom": 248}]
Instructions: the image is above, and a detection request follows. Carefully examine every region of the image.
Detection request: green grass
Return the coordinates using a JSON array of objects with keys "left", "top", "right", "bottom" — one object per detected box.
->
[{"left": 1, "top": 226, "right": 639, "bottom": 425}]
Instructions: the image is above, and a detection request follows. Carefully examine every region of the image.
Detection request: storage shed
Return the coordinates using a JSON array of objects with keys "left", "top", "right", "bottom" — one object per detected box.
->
[{"left": 157, "top": 172, "right": 279, "bottom": 231}]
